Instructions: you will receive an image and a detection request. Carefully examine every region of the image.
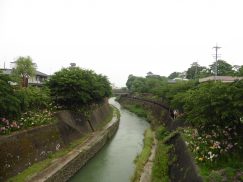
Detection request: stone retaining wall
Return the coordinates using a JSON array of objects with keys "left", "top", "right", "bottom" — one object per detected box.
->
[{"left": 0, "top": 100, "right": 112, "bottom": 180}]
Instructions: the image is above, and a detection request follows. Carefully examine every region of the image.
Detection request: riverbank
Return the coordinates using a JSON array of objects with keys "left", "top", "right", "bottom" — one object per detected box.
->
[
  {"left": 8, "top": 106, "right": 120, "bottom": 182},
  {"left": 70, "top": 97, "right": 150, "bottom": 182},
  {"left": 118, "top": 95, "right": 202, "bottom": 182},
  {"left": 118, "top": 100, "right": 156, "bottom": 182},
  {"left": 131, "top": 128, "right": 154, "bottom": 182}
]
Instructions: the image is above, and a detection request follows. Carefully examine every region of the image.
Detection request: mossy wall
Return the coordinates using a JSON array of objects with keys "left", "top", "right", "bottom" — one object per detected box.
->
[
  {"left": 0, "top": 100, "right": 112, "bottom": 181},
  {"left": 166, "top": 133, "right": 203, "bottom": 182},
  {"left": 0, "top": 124, "right": 63, "bottom": 180}
]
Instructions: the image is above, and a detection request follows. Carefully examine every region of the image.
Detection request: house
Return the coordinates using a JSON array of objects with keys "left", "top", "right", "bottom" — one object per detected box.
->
[
  {"left": 199, "top": 76, "right": 243, "bottom": 83},
  {"left": 1, "top": 63, "right": 49, "bottom": 86}
]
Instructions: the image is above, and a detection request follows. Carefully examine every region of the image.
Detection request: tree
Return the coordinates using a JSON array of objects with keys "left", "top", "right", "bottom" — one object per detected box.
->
[
  {"left": 235, "top": 65, "right": 243, "bottom": 76},
  {"left": 210, "top": 60, "right": 233, "bottom": 76},
  {"left": 182, "top": 80, "right": 243, "bottom": 128},
  {"left": 126, "top": 74, "right": 136, "bottom": 90},
  {"left": 198, "top": 68, "right": 212, "bottom": 78},
  {"left": 47, "top": 67, "right": 111, "bottom": 108},
  {"left": 186, "top": 62, "right": 206, "bottom": 79},
  {"left": 168, "top": 72, "right": 180, "bottom": 79},
  {"left": 0, "top": 73, "right": 20, "bottom": 118},
  {"left": 12, "top": 56, "right": 36, "bottom": 87}
]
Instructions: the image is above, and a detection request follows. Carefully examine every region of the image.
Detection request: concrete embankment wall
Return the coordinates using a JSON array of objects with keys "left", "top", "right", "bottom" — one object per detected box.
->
[
  {"left": 32, "top": 115, "right": 119, "bottom": 182},
  {"left": 0, "top": 99, "right": 112, "bottom": 180},
  {"left": 119, "top": 96, "right": 202, "bottom": 182}
]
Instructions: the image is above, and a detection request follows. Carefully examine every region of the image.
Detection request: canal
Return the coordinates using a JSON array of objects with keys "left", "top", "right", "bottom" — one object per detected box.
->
[{"left": 70, "top": 97, "right": 150, "bottom": 182}]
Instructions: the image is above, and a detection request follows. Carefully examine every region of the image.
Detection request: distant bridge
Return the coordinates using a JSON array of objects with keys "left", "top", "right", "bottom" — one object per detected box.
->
[{"left": 112, "top": 89, "right": 129, "bottom": 96}]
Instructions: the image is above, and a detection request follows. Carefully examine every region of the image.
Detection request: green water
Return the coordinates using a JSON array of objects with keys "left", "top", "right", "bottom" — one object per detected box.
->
[{"left": 69, "top": 97, "right": 150, "bottom": 182}]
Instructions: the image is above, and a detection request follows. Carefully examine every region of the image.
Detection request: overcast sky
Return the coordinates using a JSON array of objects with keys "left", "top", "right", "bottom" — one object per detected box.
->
[{"left": 0, "top": 0, "right": 243, "bottom": 87}]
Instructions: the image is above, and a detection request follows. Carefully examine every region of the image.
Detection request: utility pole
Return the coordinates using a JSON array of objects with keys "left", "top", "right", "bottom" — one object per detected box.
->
[
  {"left": 212, "top": 44, "right": 221, "bottom": 76},
  {"left": 194, "top": 61, "right": 198, "bottom": 79}
]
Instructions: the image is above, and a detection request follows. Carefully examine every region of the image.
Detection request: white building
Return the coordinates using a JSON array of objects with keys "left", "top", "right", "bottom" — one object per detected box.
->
[{"left": 1, "top": 62, "right": 48, "bottom": 86}]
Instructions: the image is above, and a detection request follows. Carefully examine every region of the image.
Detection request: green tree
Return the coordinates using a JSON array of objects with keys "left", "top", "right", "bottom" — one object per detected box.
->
[
  {"left": 130, "top": 77, "right": 147, "bottom": 93},
  {"left": 198, "top": 68, "right": 212, "bottom": 78},
  {"left": 235, "top": 65, "right": 243, "bottom": 76},
  {"left": 168, "top": 72, "right": 180, "bottom": 79},
  {"left": 186, "top": 62, "right": 206, "bottom": 79},
  {"left": 210, "top": 60, "right": 233, "bottom": 76},
  {"left": 126, "top": 74, "right": 136, "bottom": 90},
  {"left": 47, "top": 67, "right": 111, "bottom": 108},
  {"left": 12, "top": 56, "right": 36, "bottom": 87},
  {"left": 126, "top": 75, "right": 145, "bottom": 92},
  {"left": 126, "top": 74, "right": 167, "bottom": 94},
  {"left": 182, "top": 81, "right": 243, "bottom": 128},
  {"left": 0, "top": 73, "right": 20, "bottom": 118}
]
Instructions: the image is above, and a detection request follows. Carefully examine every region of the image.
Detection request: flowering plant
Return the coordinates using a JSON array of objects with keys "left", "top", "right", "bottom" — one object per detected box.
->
[
  {"left": 19, "top": 109, "right": 55, "bottom": 128},
  {"left": 0, "top": 117, "right": 20, "bottom": 135},
  {"left": 0, "top": 108, "right": 56, "bottom": 135},
  {"left": 182, "top": 124, "right": 240, "bottom": 163}
]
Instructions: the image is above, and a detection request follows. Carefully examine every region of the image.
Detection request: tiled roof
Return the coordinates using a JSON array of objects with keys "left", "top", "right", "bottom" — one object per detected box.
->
[{"left": 0, "top": 68, "right": 48, "bottom": 77}]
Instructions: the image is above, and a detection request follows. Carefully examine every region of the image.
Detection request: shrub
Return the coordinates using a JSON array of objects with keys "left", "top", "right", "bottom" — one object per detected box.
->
[
  {"left": 47, "top": 67, "right": 112, "bottom": 108},
  {"left": 15, "top": 86, "right": 51, "bottom": 111},
  {"left": 0, "top": 73, "right": 21, "bottom": 119},
  {"left": 182, "top": 81, "right": 243, "bottom": 128}
]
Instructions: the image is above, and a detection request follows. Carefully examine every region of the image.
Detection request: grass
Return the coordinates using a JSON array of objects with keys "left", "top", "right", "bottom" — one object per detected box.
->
[
  {"left": 131, "top": 128, "right": 154, "bottom": 182},
  {"left": 8, "top": 105, "right": 118, "bottom": 182},
  {"left": 151, "top": 126, "right": 172, "bottom": 182},
  {"left": 122, "top": 102, "right": 173, "bottom": 182},
  {"left": 199, "top": 153, "right": 243, "bottom": 182},
  {"left": 152, "top": 141, "right": 171, "bottom": 182},
  {"left": 122, "top": 104, "right": 147, "bottom": 118}
]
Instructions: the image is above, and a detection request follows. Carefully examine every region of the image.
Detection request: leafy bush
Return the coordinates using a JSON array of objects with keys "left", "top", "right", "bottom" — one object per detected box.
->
[
  {"left": 0, "top": 73, "right": 21, "bottom": 119},
  {"left": 15, "top": 86, "right": 51, "bottom": 111},
  {"left": 182, "top": 81, "right": 243, "bottom": 128},
  {"left": 47, "top": 67, "right": 112, "bottom": 108}
]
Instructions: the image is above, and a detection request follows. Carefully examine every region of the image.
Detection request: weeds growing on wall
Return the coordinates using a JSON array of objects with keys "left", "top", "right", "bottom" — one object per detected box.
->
[{"left": 151, "top": 126, "right": 172, "bottom": 182}]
